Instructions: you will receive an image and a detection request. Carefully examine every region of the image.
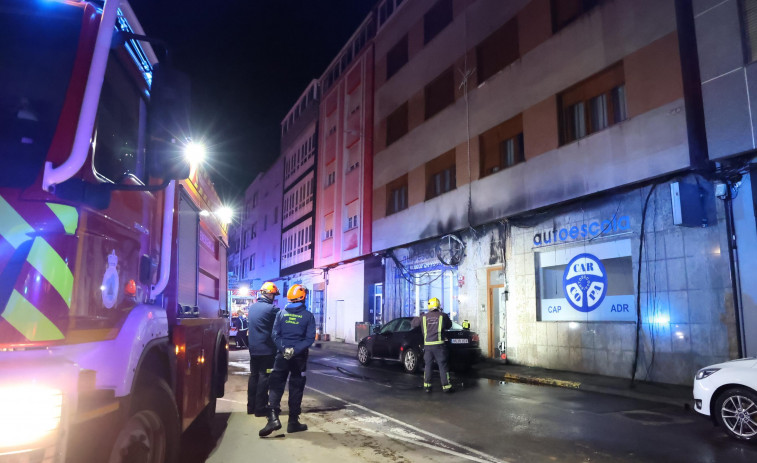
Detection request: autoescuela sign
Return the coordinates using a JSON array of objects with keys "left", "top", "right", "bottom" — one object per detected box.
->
[
  {"left": 532, "top": 216, "right": 631, "bottom": 247},
  {"left": 536, "top": 239, "right": 635, "bottom": 322}
]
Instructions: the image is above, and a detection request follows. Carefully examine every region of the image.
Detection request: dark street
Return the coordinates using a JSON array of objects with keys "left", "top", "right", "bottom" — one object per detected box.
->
[{"left": 181, "top": 348, "right": 757, "bottom": 463}]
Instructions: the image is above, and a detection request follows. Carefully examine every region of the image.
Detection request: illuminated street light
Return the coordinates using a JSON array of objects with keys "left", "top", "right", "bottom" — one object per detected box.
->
[
  {"left": 216, "top": 206, "right": 234, "bottom": 225},
  {"left": 184, "top": 141, "right": 206, "bottom": 168}
]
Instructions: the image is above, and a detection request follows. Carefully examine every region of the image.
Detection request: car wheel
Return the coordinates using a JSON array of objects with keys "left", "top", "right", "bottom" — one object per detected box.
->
[
  {"left": 402, "top": 348, "right": 420, "bottom": 374},
  {"left": 357, "top": 344, "right": 371, "bottom": 365},
  {"left": 714, "top": 387, "right": 757, "bottom": 440}
]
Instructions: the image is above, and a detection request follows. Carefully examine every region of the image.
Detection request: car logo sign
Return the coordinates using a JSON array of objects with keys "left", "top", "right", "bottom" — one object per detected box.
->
[{"left": 562, "top": 253, "right": 607, "bottom": 313}]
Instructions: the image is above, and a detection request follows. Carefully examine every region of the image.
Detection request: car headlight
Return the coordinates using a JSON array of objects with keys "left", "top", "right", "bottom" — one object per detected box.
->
[
  {"left": 0, "top": 384, "right": 63, "bottom": 448},
  {"left": 695, "top": 368, "right": 720, "bottom": 380}
]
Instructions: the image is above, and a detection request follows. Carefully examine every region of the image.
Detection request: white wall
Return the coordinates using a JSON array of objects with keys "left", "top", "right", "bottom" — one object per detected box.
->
[{"left": 325, "top": 260, "right": 365, "bottom": 343}]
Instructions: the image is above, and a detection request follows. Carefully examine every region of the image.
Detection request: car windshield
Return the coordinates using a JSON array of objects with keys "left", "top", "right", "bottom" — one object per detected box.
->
[{"left": 0, "top": 2, "right": 83, "bottom": 188}]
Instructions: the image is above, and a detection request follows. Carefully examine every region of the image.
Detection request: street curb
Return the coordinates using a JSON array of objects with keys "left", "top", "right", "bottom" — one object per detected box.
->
[{"left": 501, "top": 372, "right": 581, "bottom": 389}]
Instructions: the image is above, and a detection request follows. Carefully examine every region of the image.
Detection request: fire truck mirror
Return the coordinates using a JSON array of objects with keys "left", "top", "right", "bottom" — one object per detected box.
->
[{"left": 147, "top": 63, "right": 191, "bottom": 181}]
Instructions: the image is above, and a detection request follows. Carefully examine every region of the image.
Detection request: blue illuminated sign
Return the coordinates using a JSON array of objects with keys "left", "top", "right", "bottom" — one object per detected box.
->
[
  {"left": 533, "top": 216, "right": 630, "bottom": 247},
  {"left": 562, "top": 253, "right": 607, "bottom": 313}
]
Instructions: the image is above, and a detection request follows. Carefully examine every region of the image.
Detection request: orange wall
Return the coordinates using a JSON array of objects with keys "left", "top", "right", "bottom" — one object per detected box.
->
[
  {"left": 518, "top": 0, "right": 552, "bottom": 57},
  {"left": 523, "top": 95, "right": 559, "bottom": 160},
  {"left": 624, "top": 32, "right": 684, "bottom": 118}
]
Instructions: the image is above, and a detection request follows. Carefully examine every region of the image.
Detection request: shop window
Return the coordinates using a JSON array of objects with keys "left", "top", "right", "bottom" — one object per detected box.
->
[
  {"left": 424, "top": 0, "right": 453, "bottom": 45},
  {"left": 476, "top": 17, "right": 519, "bottom": 84},
  {"left": 551, "top": 0, "right": 601, "bottom": 32},
  {"left": 425, "top": 149, "right": 456, "bottom": 200},
  {"left": 559, "top": 63, "right": 626, "bottom": 145},
  {"left": 386, "top": 102, "right": 408, "bottom": 146},
  {"left": 424, "top": 67, "right": 455, "bottom": 120},
  {"left": 386, "top": 35, "right": 408, "bottom": 80},
  {"left": 479, "top": 114, "right": 524, "bottom": 177},
  {"left": 386, "top": 174, "right": 408, "bottom": 215}
]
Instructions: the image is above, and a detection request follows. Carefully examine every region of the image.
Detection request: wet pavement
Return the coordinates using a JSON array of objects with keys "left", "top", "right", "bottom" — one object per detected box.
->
[{"left": 179, "top": 346, "right": 757, "bottom": 463}]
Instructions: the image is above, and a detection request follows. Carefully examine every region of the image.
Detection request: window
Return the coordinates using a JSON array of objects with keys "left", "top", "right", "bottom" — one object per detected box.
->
[
  {"left": 424, "top": 67, "right": 455, "bottom": 120},
  {"left": 252, "top": 192, "right": 259, "bottom": 208},
  {"left": 324, "top": 213, "right": 334, "bottom": 240},
  {"left": 425, "top": 150, "right": 456, "bottom": 200},
  {"left": 386, "top": 35, "right": 408, "bottom": 80},
  {"left": 551, "top": 0, "right": 600, "bottom": 32},
  {"left": 345, "top": 201, "right": 359, "bottom": 230},
  {"left": 251, "top": 223, "right": 257, "bottom": 239},
  {"left": 386, "top": 102, "right": 408, "bottom": 146},
  {"left": 479, "top": 115, "right": 524, "bottom": 177},
  {"left": 424, "top": 0, "right": 453, "bottom": 45},
  {"left": 559, "top": 63, "right": 626, "bottom": 144},
  {"left": 386, "top": 174, "right": 408, "bottom": 215},
  {"left": 274, "top": 206, "right": 279, "bottom": 224},
  {"left": 476, "top": 17, "right": 519, "bottom": 83},
  {"left": 250, "top": 254, "right": 255, "bottom": 271},
  {"left": 243, "top": 230, "right": 250, "bottom": 249},
  {"left": 743, "top": 0, "right": 757, "bottom": 62},
  {"left": 93, "top": 54, "right": 144, "bottom": 183},
  {"left": 242, "top": 258, "right": 249, "bottom": 278},
  {"left": 325, "top": 170, "right": 336, "bottom": 187}
]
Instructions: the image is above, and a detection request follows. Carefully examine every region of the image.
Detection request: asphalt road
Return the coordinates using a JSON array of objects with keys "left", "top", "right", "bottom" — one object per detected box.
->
[{"left": 180, "top": 348, "right": 757, "bottom": 463}]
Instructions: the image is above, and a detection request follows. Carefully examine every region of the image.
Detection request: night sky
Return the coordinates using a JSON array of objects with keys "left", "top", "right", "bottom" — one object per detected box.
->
[{"left": 129, "top": 0, "right": 377, "bottom": 205}]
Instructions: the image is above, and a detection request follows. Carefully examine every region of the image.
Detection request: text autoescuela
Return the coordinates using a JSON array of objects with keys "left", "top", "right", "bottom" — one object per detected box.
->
[{"left": 532, "top": 216, "right": 630, "bottom": 247}]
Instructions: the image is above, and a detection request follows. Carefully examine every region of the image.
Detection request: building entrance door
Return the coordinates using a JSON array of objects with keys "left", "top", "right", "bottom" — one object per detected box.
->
[{"left": 487, "top": 268, "right": 505, "bottom": 358}]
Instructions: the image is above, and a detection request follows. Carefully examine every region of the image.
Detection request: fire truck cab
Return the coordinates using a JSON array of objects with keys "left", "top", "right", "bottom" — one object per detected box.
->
[{"left": 0, "top": 1, "right": 228, "bottom": 462}]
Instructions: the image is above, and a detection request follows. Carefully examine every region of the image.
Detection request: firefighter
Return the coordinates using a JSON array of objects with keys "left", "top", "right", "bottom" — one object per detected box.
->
[
  {"left": 412, "top": 297, "right": 454, "bottom": 393},
  {"left": 247, "top": 282, "right": 280, "bottom": 416},
  {"left": 259, "top": 284, "right": 316, "bottom": 436}
]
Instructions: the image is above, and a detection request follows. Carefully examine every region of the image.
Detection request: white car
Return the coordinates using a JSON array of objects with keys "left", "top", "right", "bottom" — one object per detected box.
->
[{"left": 693, "top": 358, "right": 757, "bottom": 440}]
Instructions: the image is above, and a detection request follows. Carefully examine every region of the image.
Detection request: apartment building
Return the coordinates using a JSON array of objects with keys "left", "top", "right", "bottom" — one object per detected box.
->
[
  {"left": 237, "top": 158, "right": 284, "bottom": 294},
  {"left": 694, "top": 0, "right": 757, "bottom": 357},
  {"left": 314, "top": 13, "right": 383, "bottom": 342},
  {"left": 279, "top": 80, "right": 326, "bottom": 330},
  {"left": 370, "top": 0, "right": 737, "bottom": 385}
]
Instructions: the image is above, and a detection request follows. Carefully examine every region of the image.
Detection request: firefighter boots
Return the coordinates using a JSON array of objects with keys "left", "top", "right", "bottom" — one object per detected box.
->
[
  {"left": 287, "top": 416, "right": 308, "bottom": 433},
  {"left": 258, "top": 410, "right": 282, "bottom": 437}
]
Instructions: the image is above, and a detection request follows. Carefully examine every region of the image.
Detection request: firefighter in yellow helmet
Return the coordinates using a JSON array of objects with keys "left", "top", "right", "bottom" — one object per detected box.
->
[
  {"left": 411, "top": 297, "right": 453, "bottom": 393},
  {"left": 247, "top": 282, "right": 280, "bottom": 416},
  {"left": 259, "top": 284, "right": 315, "bottom": 436}
]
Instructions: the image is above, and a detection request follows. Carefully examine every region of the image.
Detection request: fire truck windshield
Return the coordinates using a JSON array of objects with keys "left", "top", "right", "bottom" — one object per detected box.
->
[{"left": 0, "top": 1, "right": 84, "bottom": 189}]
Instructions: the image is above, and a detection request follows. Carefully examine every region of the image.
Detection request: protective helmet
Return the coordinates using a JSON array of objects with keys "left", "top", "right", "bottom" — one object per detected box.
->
[
  {"left": 427, "top": 297, "right": 441, "bottom": 310},
  {"left": 287, "top": 284, "right": 307, "bottom": 302},
  {"left": 260, "top": 282, "right": 280, "bottom": 296}
]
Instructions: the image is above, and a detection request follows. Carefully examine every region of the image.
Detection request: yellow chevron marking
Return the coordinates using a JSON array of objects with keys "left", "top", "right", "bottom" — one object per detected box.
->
[
  {"left": 46, "top": 203, "right": 78, "bottom": 235},
  {"left": 0, "top": 196, "right": 34, "bottom": 248},
  {"left": 2, "top": 290, "right": 64, "bottom": 341},
  {"left": 26, "top": 238, "right": 73, "bottom": 307}
]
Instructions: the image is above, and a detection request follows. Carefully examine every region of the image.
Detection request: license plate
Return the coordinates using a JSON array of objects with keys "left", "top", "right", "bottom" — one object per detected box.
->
[{"left": 450, "top": 338, "right": 469, "bottom": 344}]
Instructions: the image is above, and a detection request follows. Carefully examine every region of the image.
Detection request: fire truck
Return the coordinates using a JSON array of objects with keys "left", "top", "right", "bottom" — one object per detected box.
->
[{"left": 0, "top": 1, "right": 229, "bottom": 462}]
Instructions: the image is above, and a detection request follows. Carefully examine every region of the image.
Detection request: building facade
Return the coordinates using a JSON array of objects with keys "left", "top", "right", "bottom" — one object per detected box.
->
[
  {"left": 693, "top": 0, "right": 757, "bottom": 357},
  {"left": 279, "top": 80, "right": 327, "bottom": 330},
  {"left": 314, "top": 13, "right": 383, "bottom": 342},
  {"left": 370, "top": 0, "right": 739, "bottom": 385},
  {"left": 237, "top": 158, "right": 284, "bottom": 294}
]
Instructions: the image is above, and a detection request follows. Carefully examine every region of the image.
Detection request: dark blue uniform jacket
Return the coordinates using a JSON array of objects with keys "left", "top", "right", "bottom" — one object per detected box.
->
[
  {"left": 272, "top": 301, "right": 316, "bottom": 356},
  {"left": 248, "top": 299, "right": 279, "bottom": 356}
]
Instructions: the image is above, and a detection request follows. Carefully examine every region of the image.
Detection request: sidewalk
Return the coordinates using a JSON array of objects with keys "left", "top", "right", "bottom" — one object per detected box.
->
[{"left": 312, "top": 340, "right": 693, "bottom": 409}]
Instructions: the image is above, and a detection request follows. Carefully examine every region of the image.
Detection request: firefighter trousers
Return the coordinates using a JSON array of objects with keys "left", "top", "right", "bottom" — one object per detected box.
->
[
  {"left": 267, "top": 350, "right": 308, "bottom": 418},
  {"left": 248, "top": 354, "right": 275, "bottom": 414},
  {"left": 423, "top": 344, "right": 451, "bottom": 390}
]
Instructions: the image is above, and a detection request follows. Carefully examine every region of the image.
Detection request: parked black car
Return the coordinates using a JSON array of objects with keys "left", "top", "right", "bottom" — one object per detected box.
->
[{"left": 357, "top": 316, "right": 481, "bottom": 373}]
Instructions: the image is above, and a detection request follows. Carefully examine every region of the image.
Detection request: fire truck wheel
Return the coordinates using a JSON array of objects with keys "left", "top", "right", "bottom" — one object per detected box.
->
[{"left": 109, "top": 377, "right": 180, "bottom": 463}]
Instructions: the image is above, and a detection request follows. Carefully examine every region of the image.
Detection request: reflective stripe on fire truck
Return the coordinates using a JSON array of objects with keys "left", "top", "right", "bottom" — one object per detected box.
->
[{"left": 0, "top": 196, "right": 77, "bottom": 341}]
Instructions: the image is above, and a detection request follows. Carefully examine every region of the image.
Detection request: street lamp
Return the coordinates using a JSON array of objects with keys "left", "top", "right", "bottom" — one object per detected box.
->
[{"left": 184, "top": 141, "right": 206, "bottom": 169}]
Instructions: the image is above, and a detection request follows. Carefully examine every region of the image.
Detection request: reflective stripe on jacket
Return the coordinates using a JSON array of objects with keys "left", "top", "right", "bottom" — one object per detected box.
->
[{"left": 412, "top": 310, "right": 452, "bottom": 345}]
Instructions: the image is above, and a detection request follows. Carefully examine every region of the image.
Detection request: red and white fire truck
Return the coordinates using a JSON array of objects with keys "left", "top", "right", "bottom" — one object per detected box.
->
[{"left": 0, "top": 1, "right": 229, "bottom": 461}]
